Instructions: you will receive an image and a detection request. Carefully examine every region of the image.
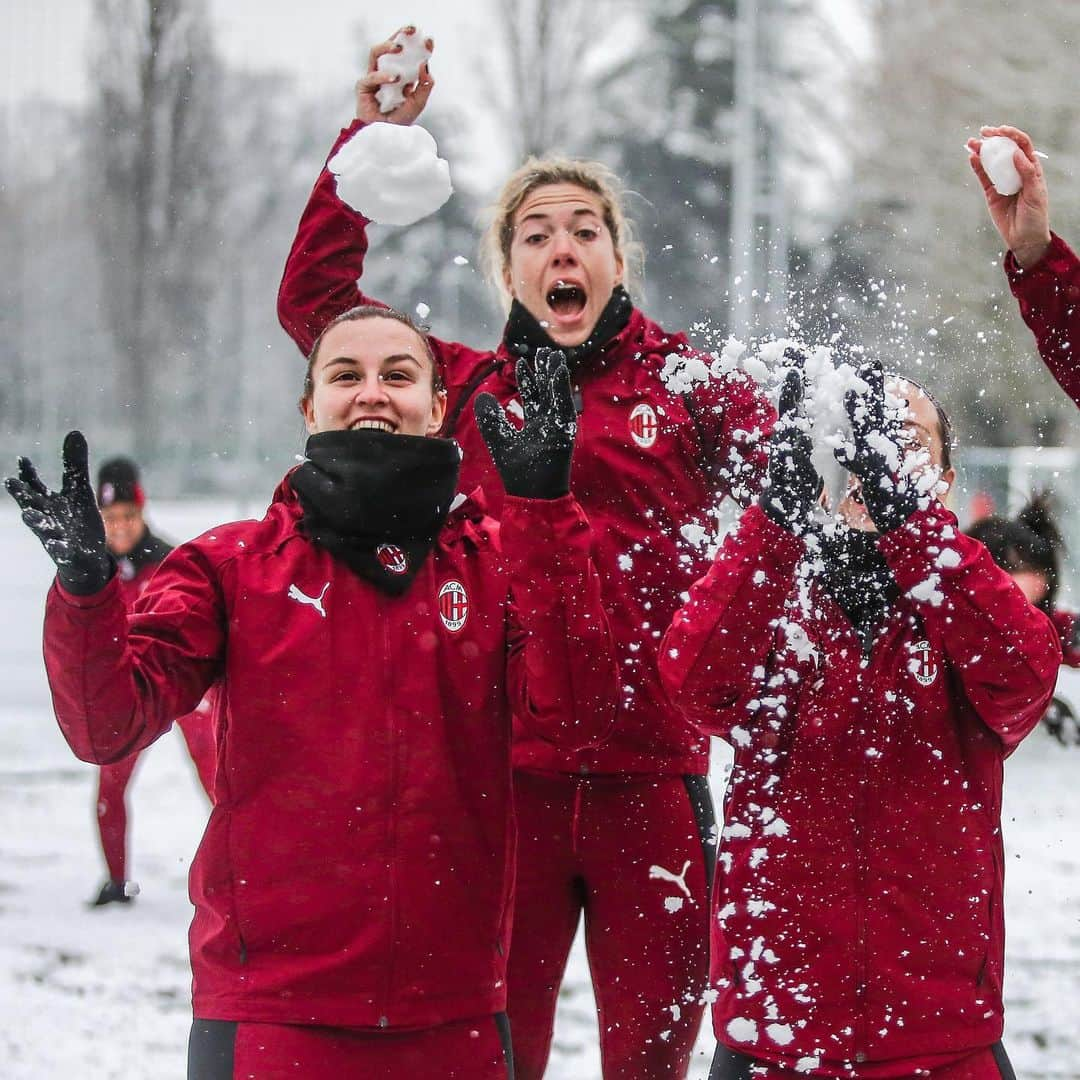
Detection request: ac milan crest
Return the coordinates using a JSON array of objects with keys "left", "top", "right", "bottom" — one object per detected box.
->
[
  {"left": 629, "top": 402, "right": 659, "bottom": 448},
  {"left": 376, "top": 543, "right": 409, "bottom": 575},
  {"left": 438, "top": 579, "right": 469, "bottom": 632},
  {"left": 910, "top": 640, "right": 938, "bottom": 687}
]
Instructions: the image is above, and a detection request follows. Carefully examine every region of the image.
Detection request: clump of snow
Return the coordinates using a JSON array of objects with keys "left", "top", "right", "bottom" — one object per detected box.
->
[
  {"left": 936, "top": 546, "right": 962, "bottom": 569},
  {"left": 766, "top": 1022, "right": 795, "bottom": 1046},
  {"left": 329, "top": 123, "right": 451, "bottom": 227},
  {"left": 906, "top": 574, "right": 944, "bottom": 607},
  {"left": 664, "top": 896, "right": 684, "bottom": 913},
  {"left": 727, "top": 1017, "right": 759, "bottom": 1043},
  {"left": 374, "top": 28, "right": 432, "bottom": 114},
  {"left": 979, "top": 135, "right": 1023, "bottom": 196},
  {"left": 415, "top": 302, "right": 431, "bottom": 320}
]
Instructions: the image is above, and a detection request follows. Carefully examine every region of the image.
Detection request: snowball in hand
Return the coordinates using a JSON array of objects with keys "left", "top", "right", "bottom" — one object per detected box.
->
[
  {"left": 979, "top": 136, "right": 1023, "bottom": 196},
  {"left": 329, "top": 123, "right": 452, "bottom": 227},
  {"left": 375, "top": 28, "right": 432, "bottom": 114}
]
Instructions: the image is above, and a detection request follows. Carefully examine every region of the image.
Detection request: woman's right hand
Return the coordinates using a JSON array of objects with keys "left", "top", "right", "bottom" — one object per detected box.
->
[
  {"left": 355, "top": 27, "right": 435, "bottom": 126},
  {"left": 4, "top": 431, "right": 113, "bottom": 595},
  {"left": 967, "top": 124, "right": 1051, "bottom": 270}
]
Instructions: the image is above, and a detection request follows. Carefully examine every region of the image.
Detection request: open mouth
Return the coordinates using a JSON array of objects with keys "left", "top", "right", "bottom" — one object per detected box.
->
[
  {"left": 546, "top": 281, "right": 587, "bottom": 319},
  {"left": 350, "top": 419, "right": 396, "bottom": 433}
]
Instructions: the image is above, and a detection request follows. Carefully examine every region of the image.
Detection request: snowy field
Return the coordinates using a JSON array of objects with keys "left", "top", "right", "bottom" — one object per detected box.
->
[{"left": 1, "top": 499, "right": 1079, "bottom": 1078}]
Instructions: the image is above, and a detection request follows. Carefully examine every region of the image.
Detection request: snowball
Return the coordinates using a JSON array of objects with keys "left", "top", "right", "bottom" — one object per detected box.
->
[
  {"left": 374, "top": 28, "right": 432, "bottom": 114},
  {"left": 979, "top": 136, "right": 1023, "bottom": 196},
  {"left": 329, "top": 123, "right": 451, "bottom": 227},
  {"left": 415, "top": 302, "right": 431, "bottom": 319}
]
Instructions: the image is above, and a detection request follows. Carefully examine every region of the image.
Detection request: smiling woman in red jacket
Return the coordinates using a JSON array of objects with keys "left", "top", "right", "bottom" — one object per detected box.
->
[
  {"left": 5, "top": 307, "right": 617, "bottom": 1080},
  {"left": 660, "top": 362, "right": 1060, "bottom": 1078},
  {"left": 278, "top": 29, "right": 774, "bottom": 1078}
]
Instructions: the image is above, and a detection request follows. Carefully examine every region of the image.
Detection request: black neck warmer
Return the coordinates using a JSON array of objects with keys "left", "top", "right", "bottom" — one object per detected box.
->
[
  {"left": 818, "top": 526, "right": 899, "bottom": 652},
  {"left": 291, "top": 430, "right": 461, "bottom": 596},
  {"left": 503, "top": 285, "right": 634, "bottom": 368}
]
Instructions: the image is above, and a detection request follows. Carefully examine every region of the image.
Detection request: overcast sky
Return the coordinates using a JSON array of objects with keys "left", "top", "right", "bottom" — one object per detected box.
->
[{"left": 1, "top": 2, "right": 487, "bottom": 108}]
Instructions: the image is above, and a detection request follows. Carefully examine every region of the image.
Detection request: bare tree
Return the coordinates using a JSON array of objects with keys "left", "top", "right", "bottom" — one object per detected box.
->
[
  {"left": 486, "top": 0, "right": 635, "bottom": 160},
  {"left": 88, "top": 0, "right": 225, "bottom": 464}
]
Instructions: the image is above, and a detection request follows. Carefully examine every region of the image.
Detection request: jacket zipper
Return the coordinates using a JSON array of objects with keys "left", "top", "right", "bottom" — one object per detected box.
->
[
  {"left": 852, "top": 657, "right": 871, "bottom": 1063},
  {"left": 378, "top": 594, "right": 397, "bottom": 1028}
]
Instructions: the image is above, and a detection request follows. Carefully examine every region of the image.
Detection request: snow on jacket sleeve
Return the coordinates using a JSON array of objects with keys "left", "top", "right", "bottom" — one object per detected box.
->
[
  {"left": 277, "top": 120, "right": 385, "bottom": 355},
  {"left": 659, "top": 504, "right": 803, "bottom": 738},
  {"left": 876, "top": 502, "right": 1062, "bottom": 751},
  {"left": 43, "top": 546, "right": 225, "bottom": 765},
  {"left": 686, "top": 361, "right": 775, "bottom": 505},
  {"left": 498, "top": 494, "right": 618, "bottom": 750},
  {"left": 1005, "top": 232, "right": 1080, "bottom": 407}
]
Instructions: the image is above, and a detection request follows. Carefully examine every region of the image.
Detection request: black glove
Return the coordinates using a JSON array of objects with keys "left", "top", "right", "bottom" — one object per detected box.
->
[
  {"left": 760, "top": 354, "right": 821, "bottom": 534},
  {"left": 4, "top": 431, "right": 113, "bottom": 595},
  {"left": 475, "top": 347, "right": 576, "bottom": 499},
  {"left": 1042, "top": 695, "right": 1080, "bottom": 747},
  {"left": 834, "top": 359, "right": 920, "bottom": 533}
]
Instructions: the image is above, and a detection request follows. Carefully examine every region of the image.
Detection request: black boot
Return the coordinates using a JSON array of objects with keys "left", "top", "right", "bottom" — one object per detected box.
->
[{"left": 91, "top": 880, "right": 134, "bottom": 907}]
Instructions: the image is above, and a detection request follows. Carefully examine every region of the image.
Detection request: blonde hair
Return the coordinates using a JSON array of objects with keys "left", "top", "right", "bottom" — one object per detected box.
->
[{"left": 480, "top": 156, "right": 645, "bottom": 312}]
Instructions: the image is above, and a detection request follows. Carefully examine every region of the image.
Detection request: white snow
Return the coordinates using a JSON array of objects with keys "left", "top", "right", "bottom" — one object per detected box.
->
[
  {"left": 766, "top": 1022, "right": 795, "bottom": 1046},
  {"left": 2, "top": 507, "right": 1079, "bottom": 1076},
  {"left": 374, "top": 28, "right": 432, "bottom": 114},
  {"left": 978, "top": 135, "right": 1023, "bottom": 197},
  {"left": 726, "top": 1017, "right": 759, "bottom": 1044},
  {"left": 329, "top": 122, "right": 451, "bottom": 227}
]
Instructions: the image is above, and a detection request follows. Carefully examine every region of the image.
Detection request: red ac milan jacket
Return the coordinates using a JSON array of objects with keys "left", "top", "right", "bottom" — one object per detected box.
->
[
  {"left": 278, "top": 120, "right": 774, "bottom": 775},
  {"left": 43, "top": 478, "right": 617, "bottom": 1030},
  {"left": 1006, "top": 231, "right": 1080, "bottom": 407},
  {"left": 659, "top": 504, "right": 1060, "bottom": 1073}
]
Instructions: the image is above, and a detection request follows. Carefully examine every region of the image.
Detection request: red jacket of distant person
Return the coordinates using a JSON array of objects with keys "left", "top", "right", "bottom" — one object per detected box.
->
[
  {"left": 277, "top": 120, "right": 774, "bottom": 776},
  {"left": 42, "top": 476, "right": 617, "bottom": 1030},
  {"left": 660, "top": 503, "right": 1060, "bottom": 1072}
]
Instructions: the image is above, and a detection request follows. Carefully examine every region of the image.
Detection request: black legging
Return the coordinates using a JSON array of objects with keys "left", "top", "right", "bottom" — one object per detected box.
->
[{"left": 709, "top": 1041, "right": 1017, "bottom": 1079}]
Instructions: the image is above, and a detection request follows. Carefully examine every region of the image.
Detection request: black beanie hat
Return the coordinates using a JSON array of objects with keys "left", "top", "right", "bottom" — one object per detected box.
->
[{"left": 97, "top": 457, "right": 145, "bottom": 508}]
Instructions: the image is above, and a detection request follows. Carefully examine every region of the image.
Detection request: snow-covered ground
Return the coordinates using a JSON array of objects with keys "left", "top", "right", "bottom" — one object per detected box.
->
[{"left": 1, "top": 500, "right": 1078, "bottom": 1078}]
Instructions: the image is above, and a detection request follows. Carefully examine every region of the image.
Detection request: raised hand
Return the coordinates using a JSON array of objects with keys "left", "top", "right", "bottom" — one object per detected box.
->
[
  {"left": 355, "top": 27, "right": 435, "bottom": 126},
  {"left": 475, "top": 348, "right": 577, "bottom": 500},
  {"left": 4, "top": 431, "right": 112, "bottom": 595},
  {"left": 967, "top": 124, "right": 1051, "bottom": 270},
  {"left": 759, "top": 351, "right": 821, "bottom": 535},
  {"left": 834, "top": 360, "right": 919, "bottom": 533}
]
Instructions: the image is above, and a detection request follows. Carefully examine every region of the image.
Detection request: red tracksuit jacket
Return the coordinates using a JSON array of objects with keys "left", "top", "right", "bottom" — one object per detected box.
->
[
  {"left": 1006, "top": 231, "right": 1080, "bottom": 407},
  {"left": 659, "top": 504, "right": 1060, "bottom": 1072},
  {"left": 278, "top": 121, "right": 774, "bottom": 775},
  {"left": 43, "top": 477, "right": 617, "bottom": 1029}
]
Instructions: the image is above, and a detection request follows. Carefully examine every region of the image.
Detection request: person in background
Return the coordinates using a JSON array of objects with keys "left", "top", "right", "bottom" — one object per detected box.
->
[
  {"left": 277, "top": 28, "right": 774, "bottom": 1077},
  {"left": 660, "top": 361, "right": 1059, "bottom": 1077},
  {"left": 967, "top": 492, "right": 1080, "bottom": 744},
  {"left": 6, "top": 307, "right": 616, "bottom": 1078},
  {"left": 91, "top": 457, "right": 216, "bottom": 907},
  {"left": 968, "top": 124, "right": 1080, "bottom": 408}
]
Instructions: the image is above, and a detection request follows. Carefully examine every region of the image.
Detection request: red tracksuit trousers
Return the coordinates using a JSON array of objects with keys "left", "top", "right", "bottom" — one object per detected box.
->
[
  {"left": 507, "top": 770, "right": 715, "bottom": 1079},
  {"left": 188, "top": 1015, "right": 513, "bottom": 1079},
  {"left": 96, "top": 711, "right": 216, "bottom": 882}
]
